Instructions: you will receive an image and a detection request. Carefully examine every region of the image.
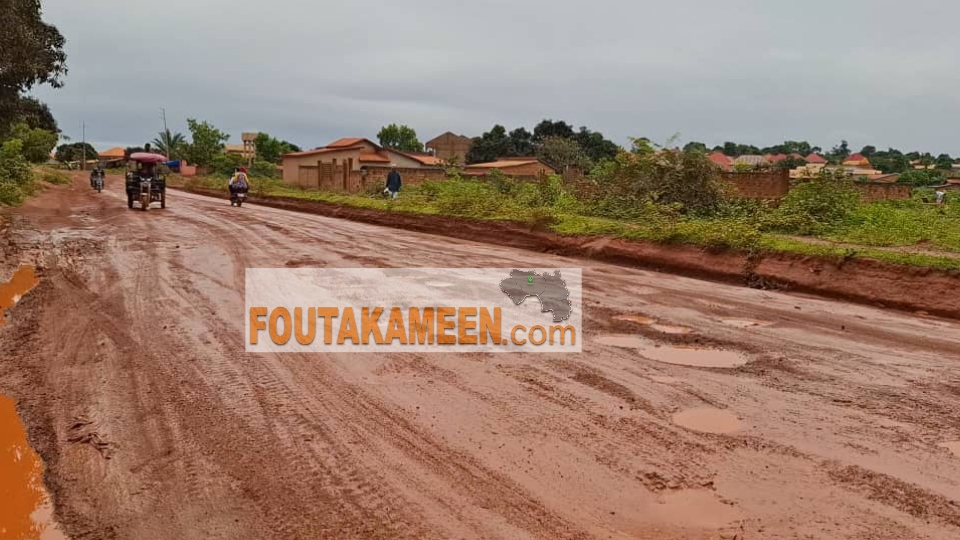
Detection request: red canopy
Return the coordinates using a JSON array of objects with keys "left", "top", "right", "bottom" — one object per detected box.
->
[{"left": 129, "top": 152, "right": 168, "bottom": 163}]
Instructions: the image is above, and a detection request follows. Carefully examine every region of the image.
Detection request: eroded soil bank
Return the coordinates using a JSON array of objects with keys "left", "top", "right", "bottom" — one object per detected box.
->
[{"left": 175, "top": 186, "right": 960, "bottom": 320}]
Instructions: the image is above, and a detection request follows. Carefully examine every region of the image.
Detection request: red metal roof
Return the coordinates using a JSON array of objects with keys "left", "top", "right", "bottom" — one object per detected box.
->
[
  {"left": 282, "top": 145, "right": 366, "bottom": 159},
  {"left": 805, "top": 153, "right": 827, "bottom": 164},
  {"left": 326, "top": 137, "right": 380, "bottom": 149},
  {"left": 708, "top": 151, "right": 732, "bottom": 168},
  {"left": 845, "top": 153, "right": 868, "bottom": 163}
]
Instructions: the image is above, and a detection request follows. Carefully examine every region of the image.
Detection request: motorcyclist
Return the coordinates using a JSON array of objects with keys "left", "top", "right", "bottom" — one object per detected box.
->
[
  {"left": 229, "top": 167, "right": 250, "bottom": 194},
  {"left": 90, "top": 166, "right": 104, "bottom": 188}
]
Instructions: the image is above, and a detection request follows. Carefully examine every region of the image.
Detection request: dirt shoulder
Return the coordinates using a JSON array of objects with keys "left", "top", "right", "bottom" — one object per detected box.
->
[{"left": 172, "top": 185, "right": 960, "bottom": 320}]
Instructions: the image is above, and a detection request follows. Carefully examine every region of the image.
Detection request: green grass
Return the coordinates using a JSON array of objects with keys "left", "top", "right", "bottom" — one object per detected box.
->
[
  {"left": 170, "top": 174, "right": 960, "bottom": 271},
  {"left": 33, "top": 166, "right": 71, "bottom": 185}
]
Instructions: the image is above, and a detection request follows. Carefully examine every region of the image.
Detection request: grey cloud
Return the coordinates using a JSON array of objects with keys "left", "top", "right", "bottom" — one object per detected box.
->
[{"left": 32, "top": 0, "right": 960, "bottom": 154}]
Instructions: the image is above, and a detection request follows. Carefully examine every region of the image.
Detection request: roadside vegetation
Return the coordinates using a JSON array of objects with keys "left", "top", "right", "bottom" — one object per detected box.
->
[{"left": 171, "top": 142, "right": 960, "bottom": 271}]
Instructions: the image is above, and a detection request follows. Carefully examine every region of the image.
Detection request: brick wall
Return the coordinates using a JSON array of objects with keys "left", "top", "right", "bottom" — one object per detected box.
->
[
  {"left": 356, "top": 167, "right": 448, "bottom": 191},
  {"left": 857, "top": 183, "right": 913, "bottom": 202},
  {"left": 720, "top": 170, "right": 791, "bottom": 200}
]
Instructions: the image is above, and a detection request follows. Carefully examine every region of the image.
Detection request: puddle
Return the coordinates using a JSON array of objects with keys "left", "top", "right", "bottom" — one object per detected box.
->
[
  {"left": 939, "top": 441, "right": 960, "bottom": 458},
  {"left": 673, "top": 407, "right": 743, "bottom": 434},
  {"left": 649, "top": 324, "right": 692, "bottom": 335},
  {"left": 1, "top": 394, "right": 67, "bottom": 540},
  {"left": 615, "top": 315, "right": 656, "bottom": 325},
  {"left": 615, "top": 315, "right": 692, "bottom": 335},
  {"left": 596, "top": 335, "right": 749, "bottom": 368},
  {"left": 0, "top": 266, "right": 40, "bottom": 325},
  {"left": 720, "top": 319, "right": 773, "bottom": 329}
]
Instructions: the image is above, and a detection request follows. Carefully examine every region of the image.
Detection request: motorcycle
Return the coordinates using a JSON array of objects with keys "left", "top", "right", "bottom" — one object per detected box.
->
[
  {"left": 230, "top": 186, "right": 248, "bottom": 207},
  {"left": 93, "top": 174, "right": 104, "bottom": 193}
]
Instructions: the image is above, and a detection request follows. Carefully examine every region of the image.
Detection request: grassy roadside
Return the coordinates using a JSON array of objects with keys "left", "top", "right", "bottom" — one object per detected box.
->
[
  {"left": 0, "top": 166, "right": 71, "bottom": 207},
  {"left": 169, "top": 174, "right": 960, "bottom": 272}
]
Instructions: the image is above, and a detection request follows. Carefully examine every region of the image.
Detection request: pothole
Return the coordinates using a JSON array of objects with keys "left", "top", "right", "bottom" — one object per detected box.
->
[
  {"left": 615, "top": 315, "right": 656, "bottom": 325},
  {"left": 672, "top": 407, "right": 743, "bottom": 434},
  {"left": 596, "top": 335, "right": 749, "bottom": 368},
  {"left": 720, "top": 319, "right": 773, "bottom": 328},
  {"left": 0, "top": 265, "right": 40, "bottom": 325},
  {"left": 939, "top": 441, "right": 960, "bottom": 458},
  {"left": 0, "top": 394, "right": 67, "bottom": 540},
  {"left": 615, "top": 315, "right": 692, "bottom": 335}
]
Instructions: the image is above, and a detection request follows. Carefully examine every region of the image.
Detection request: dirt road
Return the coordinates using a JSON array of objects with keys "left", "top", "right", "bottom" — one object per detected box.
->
[{"left": 2, "top": 174, "right": 960, "bottom": 540}]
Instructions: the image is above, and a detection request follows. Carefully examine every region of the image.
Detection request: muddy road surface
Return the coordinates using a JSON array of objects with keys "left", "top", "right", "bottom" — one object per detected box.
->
[{"left": 2, "top": 174, "right": 960, "bottom": 540}]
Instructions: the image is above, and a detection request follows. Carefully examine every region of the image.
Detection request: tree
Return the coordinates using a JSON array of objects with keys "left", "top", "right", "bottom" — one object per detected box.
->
[
  {"left": 466, "top": 125, "right": 512, "bottom": 164},
  {"left": 898, "top": 169, "right": 944, "bottom": 187},
  {"left": 508, "top": 127, "right": 535, "bottom": 156},
  {"left": 776, "top": 155, "right": 808, "bottom": 171},
  {"left": 532, "top": 119, "right": 575, "bottom": 143},
  {"left": 55, "top": 142, "right": 97, "bottom": 163},
  {"left": 829, "top": 140, "right": 850, "bottom": 162},
  {"left": 538, "top": 136, "right": 592, "bottom": 172},
  {"left": 9, "top": 122, "right": 56, "bottom": 163},
  {"left": 152, "top": 129, "right": 187, "bottom": 159},
  {"left": 683, "top": 141, "right": 709, "bottom": 153},
  {"left": 184, "top": 118, "right": 228, "bottom": 167},
  {"left": 935, "top": 153, "right": 954, "bottom": 171},
  {"left": 254, "top": 132, "right": 300, "bottom": 164},
  {"left": 629, "top": 137, "right": 656, "bottom": 156},
  {"left": 376, "top": 123, "right": 423, "bottom": 152},
  {"left": 0, "top": 1, "right": 67, "bottom": 135},
  {"left": 860, "top": 145, "right": 877, "bottom": 157},
  {"left": 574, "top": 127, "right": 620, "bottom": 162}
]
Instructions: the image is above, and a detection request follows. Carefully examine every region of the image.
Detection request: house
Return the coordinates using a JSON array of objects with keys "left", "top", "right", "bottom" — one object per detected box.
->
[
  {"left": 805, "top": 153, "right": 827, "bottom": 164},
  {"left": 463, "top": 158, "right": 557, "bottom": 178},
  {"left": 98, "top": 147, "right": 126, "bottom": 167},
  {"left": 281, "top": 137, "right": 445, "bottom": 190},
  {"left": 707, "top": 151, "right": 732, "bottom": 171},
  {"left": 863, "top": 173, "right": 900, "bottom": 184},
  {"left": 933, "top": 179, "right": 960, "bottom": 191},
  {"left": 843, "top": 153, "right": 871, "bottom": 167},
  {"left": 425, "top": 132, "right": 473, "bottom": 163}
]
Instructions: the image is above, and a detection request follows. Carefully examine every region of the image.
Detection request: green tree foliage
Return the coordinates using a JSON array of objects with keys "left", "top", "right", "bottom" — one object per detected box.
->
[
  {"left": 538, "top": 136, "right": 592, "bottom": 172},
  {"left": 184, "top": 118, "right": 229, "bottom": 167},
  {"left": 0, "top": 139, "right": 33, "bottom": 205},
  {"left": 868, "top": 149, "right": 910, "bottom": 174},
  {"left": 254, "top": 132, "right": 299, "bottom": 164},
  {"left": 55, "top": 142, "right": 97, "bottom": 163},
  {"left": 0, "top": 1, "right": 67, "bottom": 136},
  {"left": 776, "top": 155, "right": 808, "bottom": 170},
  {"left": 376, "top": 123, "right": 423, "bottom": 152},
  {"left": 532, "top": 119, "right": 576, "bottom": 143},
  {"left": 466, "top": 125, "right": 511, "bottom": 164},
  {"left": 0, "top": 95, "right": 58, "bottom": 139},
  {"left": 715, "top": 141, "right": 762, "bottom": 157},
  {"left": 828, "top": 140, "right": 851, "bottom": 163},
  {"left": 860, "top": 145, "right": 877, "bottom": 157},
  {"left": 898, "top": 169, "right": 945, "bottom": 187},
  {"left": 760, "top": 141, "right": 818, "bottom": 156},
  {"left": 935, "top": 153, "right": 955, "bottom": 171},
  {"left": 574, "top": 127, "right": 620, "bottom": 162},
  {"left": 152, "top": 129, "right": 187, "bottom": 159},
  {"left": 9, "top": 122, "right": 56, "bottom": 163},
  {"left": 629, "top": 137, "right": 656, "bottom": 156},
  {"left": 212, "top": 152, "right": 245, "bottom": 176},
  {"left": 683, "top": 141, "right": 708, "bottom": 153},
  {"left": 508, "top": 127, "right": 535, "bottom": 156}
]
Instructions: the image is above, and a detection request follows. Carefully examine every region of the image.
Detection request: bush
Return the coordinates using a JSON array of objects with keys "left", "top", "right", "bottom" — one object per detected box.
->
[
  {"left": 771, "top": 170, "right": 860, "bottom": 235},
  {"left": 0, "top": 139, "right": 34, "bottom": 205},
  {"left": 420, "top": 177, "right": 512, "bottom": 218},
  {"left": 211, "top": 152, "right": 245, "bottom": 176}
]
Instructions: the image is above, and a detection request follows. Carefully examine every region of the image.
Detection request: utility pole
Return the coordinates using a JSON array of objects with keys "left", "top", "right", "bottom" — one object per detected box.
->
[{"left": 161, "top": 107, "right": 168, "bottom": 133}]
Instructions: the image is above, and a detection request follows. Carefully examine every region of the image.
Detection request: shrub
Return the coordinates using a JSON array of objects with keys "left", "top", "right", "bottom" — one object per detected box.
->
[
  {"left": 0, "top": 139, "right": 33, "bottom": 205},
  {"left": 771, "top": 170, "right": 860, "bottom": 234}
]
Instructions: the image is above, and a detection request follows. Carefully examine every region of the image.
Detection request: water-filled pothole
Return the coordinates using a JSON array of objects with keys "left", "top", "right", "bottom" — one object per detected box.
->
[
  {"left": 1, "top": 394, "right": 67, "bottom": 539},
  {"left": 673, "top": 407, "right": 742, "bottom": 434},
  {"left": 0, "top": 265, "right": 40, "bottom": 325},
  {"left": 596, "top": 335, "right": 748, "bottom": 368},
  {"left": 720, "top": 319, "right": 773, "bottom": 329},
  {"left": 614, "top": 315, "right": 691, "bottom": 335}
]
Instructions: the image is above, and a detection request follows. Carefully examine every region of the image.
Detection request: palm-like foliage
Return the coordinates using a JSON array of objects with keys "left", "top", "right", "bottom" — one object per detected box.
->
[{"left": 152, "top": 129, "right": 187, "bottom": 159}]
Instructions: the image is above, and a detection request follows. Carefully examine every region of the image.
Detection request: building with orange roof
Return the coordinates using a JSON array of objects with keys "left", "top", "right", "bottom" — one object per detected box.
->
[
  {"left": 707, "top": 151, "right": 732, "bottom": 171},
  {"left": 281, "top": 137, "right": 446, "bottom": 188},
  {"left": 842, "top": 153, "right": 871, "bottom": 167},
  {"left": 463, "top": 158, "right": 557, "bottom": 177}
]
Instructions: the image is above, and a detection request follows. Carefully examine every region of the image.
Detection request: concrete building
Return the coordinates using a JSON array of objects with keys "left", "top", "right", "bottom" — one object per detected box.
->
[{"left": 463, "top": 158, "right": 557, "bottom": 178}]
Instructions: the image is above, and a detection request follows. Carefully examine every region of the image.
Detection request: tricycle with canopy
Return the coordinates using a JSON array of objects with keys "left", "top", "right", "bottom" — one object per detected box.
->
[{"left": 125, "top": 152, "right": 168, "bottom": 210}]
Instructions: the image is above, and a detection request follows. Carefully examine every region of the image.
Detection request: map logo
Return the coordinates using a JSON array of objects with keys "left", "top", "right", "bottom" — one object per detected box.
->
[{"left": 499, "top": 270, "right": 572, "bottom": 323}]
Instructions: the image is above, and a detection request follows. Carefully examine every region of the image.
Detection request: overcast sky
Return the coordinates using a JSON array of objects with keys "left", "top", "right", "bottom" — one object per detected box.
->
[{"left": 33, "top": 0, "right": 960, "bottom": 154}]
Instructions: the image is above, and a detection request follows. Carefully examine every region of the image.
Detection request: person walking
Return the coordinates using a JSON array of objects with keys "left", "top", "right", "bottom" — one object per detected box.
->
[
  {"left": 384, "top": 165, "right": 402, "bottom": 199},
  {"left": 935, "top": 189, "right": 946, "bottom": 206}
]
